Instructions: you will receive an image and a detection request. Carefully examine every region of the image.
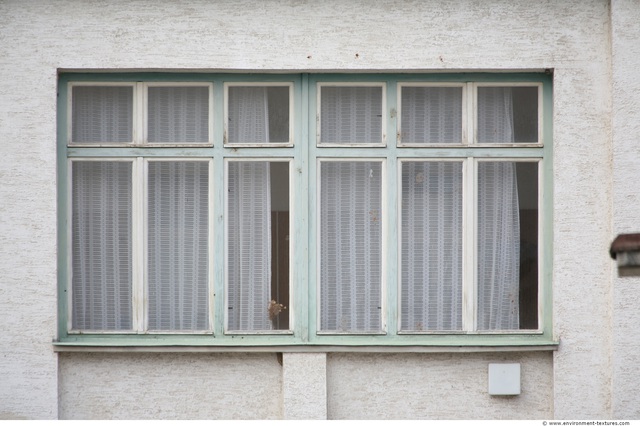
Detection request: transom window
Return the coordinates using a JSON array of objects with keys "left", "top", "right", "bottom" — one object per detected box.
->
[{"left": 57, "top": 73, "right": 552, "bottom": 347}]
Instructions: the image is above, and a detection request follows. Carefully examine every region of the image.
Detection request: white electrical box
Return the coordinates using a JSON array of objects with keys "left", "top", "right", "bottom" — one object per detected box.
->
[{"left": 488, "top": 363, "right": 521, "bottom": 396}]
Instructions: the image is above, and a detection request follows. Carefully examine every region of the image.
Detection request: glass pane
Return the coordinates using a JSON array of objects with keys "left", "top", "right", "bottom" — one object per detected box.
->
[
  {"left": 400, "top": 161, "right": 463, "bottom": 331},
  {"left": 477, "top": 162, "right": 538, "bottom": 330},
  {"left": 477, "top": 86, "right": 538, "bottom": 143},
  {"left": 400, "top": 86, "right": 463, "bottom": 144},
  {"left": 147, "top": 86, "right": 209, "bottom": 143},
  {"left": 71, "top": 161, "right": 132, "bottom": 330},
  {"left": 227, "top": 161, "right": 290, "bottom": 331},
  {"left": 72, "top": 86, "right": 133, "bottom": 143},
  {"left": 320, "top": 86, "right": 383, "bottom": 144},
  {"left": 227, "top": 86, "right": 290, "bottom": 143},
  {"left": 320, "top": 161, "right": 382, "bottom": 332},
  {"left": 148, "top": 161, "right": 209, "bottom": 331}
]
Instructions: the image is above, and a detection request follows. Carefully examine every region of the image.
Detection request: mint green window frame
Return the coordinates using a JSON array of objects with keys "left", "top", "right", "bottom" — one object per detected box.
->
[{"left": 56, "top": 72, "right": 554, "bottom": 349}]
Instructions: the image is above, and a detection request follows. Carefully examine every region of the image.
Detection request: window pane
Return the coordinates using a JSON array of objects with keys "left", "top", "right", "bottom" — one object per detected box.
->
[
  {"left": 72, "top": 161, "right": 132, "bottom": 330},
  {"left": 477, "top": 161, "right": 538, "bottom": 330},
  {"left": 400, "top": 86, "right": 463, "bottom": 144},
  {"left": 72, "top": 86, "right": 133, "bottom": 143},
  {"left": 148, "top": 86, "right": 210, "bottom": 143},
  {"left": 227, "top": 161, "right": 290, "bottom": 331},
  {"left": 320, "top": 86, "right": 382, "bottom": 144},
  {"left": 477, "top": 86, "right": 538, "bottom": 143},
  {"left": 400, "top": 161, "right": 463, "bottom": 331},
  {"left": 148, "top": 161, "right": 209, "bottom": 331},
  {"left": 227, "top": 86, "right": 290, "bottom": 143},
  {"left": 320, "top": 161, "right": 382, "bottom": 332}
]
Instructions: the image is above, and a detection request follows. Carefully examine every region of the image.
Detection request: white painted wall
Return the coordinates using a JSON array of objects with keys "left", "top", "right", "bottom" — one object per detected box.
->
[
  {"left": 611, "top": 0, "right": 640, "bottom": 419},
  {"left": 327, "top": 352, "right": 553, "bottom": 419},
  {"left": 0, "top": 0, "right": 636, "bottom": 419},
  {"left": 58, "top": 353, "right": 282, "bottom": 419}
]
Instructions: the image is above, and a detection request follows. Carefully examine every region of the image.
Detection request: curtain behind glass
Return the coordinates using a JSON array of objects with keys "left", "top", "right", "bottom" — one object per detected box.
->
[
  {"left": 72, "top": 86, "right": 133, "bottom": 143},
  {"left": 227, "top": 87, "right": 273, "bottom": 330},
  {"left": 320, "top": 161, "right": 382, "bottom": 332},
  {"left": 147, "top": 86, "right": 209, "bottom": 143},
  {"left": 477, "top": 87, "right": 520, "bottom": 330},
  {"left": 320, "top": 86, "right": 382, "bottom": 144},
  {"left": 399, "top": 87, "right": 464, "bottom": 331},
  {"left": 228, "top": 162, "right": 273, "bottom": 330},
  {"left": 147, "top": 161, "right": 209, "bottom": 331},
  {"left": 72, "top": 161, "right": 132, "bottom": 330},
  {"left": 400, "top": 86, "right": 463, "bottom": 144},
  {"left": 401, "top": 161, "right": 463, "bottom": 331},
  {"left": 228, "top": 87, "right": 270, "bottom": 143}
]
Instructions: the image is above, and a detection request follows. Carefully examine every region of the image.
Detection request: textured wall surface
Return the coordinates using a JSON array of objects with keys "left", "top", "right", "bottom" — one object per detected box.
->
[
  {"left": 327, "top": 352, "right": 553, "bottom": 419},
  {"left": 611, "top": 0, "right": 640, "bottom": 419},
  {"left": 58, "top": 353, "right": 283, "bottom": 419},
  {"left": 283, "top": 353, "right": 327, "bottom": 419},
  {"left": 0, "top": 0, "right": 635, "bottom": 419}
]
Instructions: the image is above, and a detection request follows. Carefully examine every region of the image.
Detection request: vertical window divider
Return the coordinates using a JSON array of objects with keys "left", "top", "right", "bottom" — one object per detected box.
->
[
  {"left": 132, "top": 157, "right": 146, "bottom": 333},
  {"left": 208, "top": 159, "right": 216, "bottom": 333},
  {"left": 462, "top": 82, "right": 477, "bottom": 332},
  {"left": 465, "top": 82, "right": 474, "bottom": 146},
  {"left": 135, "top": 82, "right": 145, "bottom": 146},
  {"left": 386, "top": 79, "right": 398, "bottom": 336},
  {"left": 297, "top": 73, "right": 309, "bottom": 341},
  {"left": 65, "top": 158, "right": 74, "bottom": 333},
  {"left": 462, "top": 157, "right": 476, "bottom": 332},
  {"left": 212, "top": 79, "right": 226, "bottom": 337}
]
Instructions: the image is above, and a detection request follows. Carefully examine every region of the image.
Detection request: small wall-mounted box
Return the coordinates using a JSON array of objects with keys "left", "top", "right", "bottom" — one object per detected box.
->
[
  {"left": 488, "top": 363, "right": 521, "bottom": 396},
  {"left": 610, "top": 233, "right": 640, "bottom": 277}
]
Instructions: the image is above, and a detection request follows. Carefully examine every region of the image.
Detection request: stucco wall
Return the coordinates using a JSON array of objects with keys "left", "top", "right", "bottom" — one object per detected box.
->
[
  {"left": 327, "top": 352, "right": 553, "bottom": 420},
  {"left": 0, "top": 0, "right": 635, "bottom": 419},
  {"left": 611, "top": 0, "right": 640, "bottom": 419},
  {"left": 58, "top": 353, "right": 282, "bottom": 419}
]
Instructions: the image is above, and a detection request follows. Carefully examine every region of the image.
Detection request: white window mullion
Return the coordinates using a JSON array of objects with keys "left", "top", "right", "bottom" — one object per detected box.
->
[
  {"left": 132, "top": 157, "right": 146, "bottom": 332},
  {"left": 462, "top": 158, "right": 476, "bottom": 332},
  {"left": 463, "top": 82, "right": 477, "bottom": 331},
  {"left": 208, "top": 160, "right": 215, "bottom": 332},
  {"left": 466, "top": 82, "right": 474, "bottom": 146},
  {"left": 135, "top": 82, "right": 145, "bottom": 145}
]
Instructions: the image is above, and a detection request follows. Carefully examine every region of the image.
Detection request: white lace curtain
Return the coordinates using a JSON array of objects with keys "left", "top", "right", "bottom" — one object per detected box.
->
[
  {"left": 320, "top": 161, "right": 383, "bottom": 332},
  {"left": 401, "top": 161, "right": 464, "bottom": 331},
  {"left": 72, "top": 86, "right": 133, "bottom": 143},
  {"left": 477, "top": 88, "right": 520, "bottom": 330},
  {"left": 227, "top": 87, "right": 273, "bottom": 331},
  {"left": 320, "top": 86, "right": 383, "bottom": 332},
  {"left": 147, "top": 161, "right": 209, "bottom": 331},
  {"left": 401, "top": 87, "right": 520, "bottom": 331},
  {"left": 72, "top": 161, "right": 133, "bottom": 330},
  {"left": 147, "top": 86, "right": 209, "bottom": 143}
]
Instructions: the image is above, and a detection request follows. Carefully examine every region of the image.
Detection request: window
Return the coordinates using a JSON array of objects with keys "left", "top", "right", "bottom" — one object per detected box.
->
[{"left": 57, "top": 73, "right": 552, "bottom": 347}]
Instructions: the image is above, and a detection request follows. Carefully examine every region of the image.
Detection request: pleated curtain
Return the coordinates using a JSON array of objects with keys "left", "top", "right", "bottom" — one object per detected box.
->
[
  {"left": 400, "top": 86, "right": 462, "bottom": 144},
  {"left": 400, "top": 86, "right": 520, "bottom": 331},
  {"left": 320, "top": 161, "right": 383, "bottom": 332},
  {"left": 400, "top": 86, "right": 464, "bottom": 331},
  {"left": 71, "top": 86, "right": 133, "bottom": 143},
  {"left": 319, "top": 86, "right": 383, "bottom": 332},
  {"left": 72, "top": 161, "right": 133, "bottom": 330},
  {"left": 147, "top": 86, "right": 209, "bottom": 143},
  {"left": 227, "top": 87, "right": 273, "bottom": 331},
  {"left": 401, "top": 161, "right": 463, "bottom": 331},
  {"left": 477, "top": 87, "right": 520, "bottom": 330},
  {"left": 320, "top": 86, "right": 382, "bottom": 144},
  {"left": 147, "top": 161, "right": 209, "bottom": 331}
]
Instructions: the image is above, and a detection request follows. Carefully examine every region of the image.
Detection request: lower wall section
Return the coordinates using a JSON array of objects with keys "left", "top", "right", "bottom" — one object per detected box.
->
[
  {"left": 58, "top": 350, "right": 553, "bottom": 419},
  {"left": 58, "top": 352, "right": 283, "bottom": 420},
  {"left": 327, "top": 352, "right": 553, "bottom": 420}
]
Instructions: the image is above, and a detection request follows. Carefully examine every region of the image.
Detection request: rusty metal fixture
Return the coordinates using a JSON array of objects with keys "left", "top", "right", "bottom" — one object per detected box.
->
[{"left": 610, "top": 233, "right": 640, "bottom": 277}]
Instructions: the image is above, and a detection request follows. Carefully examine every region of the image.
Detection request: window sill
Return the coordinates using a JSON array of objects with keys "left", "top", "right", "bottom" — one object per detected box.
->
[{"left": 53, "top": 339, "right": 559, "bottom": 353}]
